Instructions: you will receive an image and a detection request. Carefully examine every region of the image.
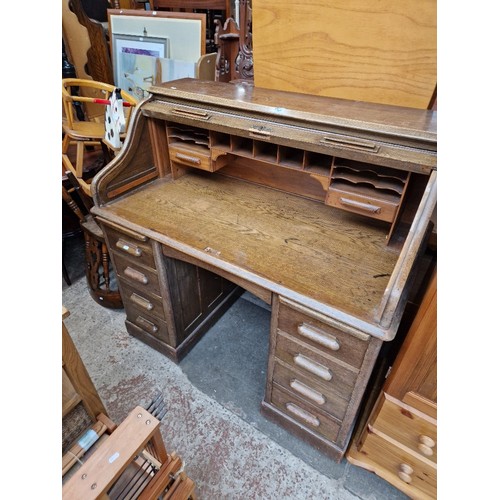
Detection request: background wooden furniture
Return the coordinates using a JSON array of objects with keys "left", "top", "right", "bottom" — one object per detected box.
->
[
  {"left": 90, "top": 78, "right": 436, "bottom": 461},
  {"left": 62, "top": 306, "right": 117, "bottom": 476},
  {"left": 63, "top": 405, "right": 197, "bottom": 499},
  {"left": 62, "top": 78, "right": 137, "bottom": 197},
  {"left": 347, "top": 270, "right": 437, "bottom": 498},
  {"left": 62, "top": 0, "right": 115, "bottom": 84},
  {"left": 251, "top": 0, "right": 436, "bottom": 108}
]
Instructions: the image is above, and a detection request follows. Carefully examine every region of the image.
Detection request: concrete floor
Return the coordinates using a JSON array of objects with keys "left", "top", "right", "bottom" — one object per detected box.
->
[{"left": 62, "top": 231, "right": 409, "bottom": 499}]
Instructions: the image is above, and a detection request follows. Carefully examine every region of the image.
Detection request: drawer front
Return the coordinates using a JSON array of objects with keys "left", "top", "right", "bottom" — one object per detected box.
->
[
  {"left": 169, "top": 145, "right": 212, "bottom": 172},
  {"left": 125, "top": 303, "right": 170, "bottom": 344},
  {"left": 103, "top": 224, "right": 156, "bottom": 269},
  {"left": 278, "top": 301, "right": 369, "bottom": 369},
  {"left": 372, "top": 396, "right": 437, "bottom": 464},
  {"left": 325, "top": 186, "right": 398, "bottom": 223},
  {"left": 272, "top": 361, "right": 349, "bottom": 421},
  {"left": 271, "top": 384, "right": 341, "bottom": 444},
  {"left": 113, "top": 252, "right": 161, "bottom": 296},
  {"left": 120, "top": 281, "right": 166, "bottom": 322},
  {"left": 361, "top": 430, "right": 436, "bottom": 498},
  {"left": 275, "top": 332, "right": 358, "bottom": 401}
]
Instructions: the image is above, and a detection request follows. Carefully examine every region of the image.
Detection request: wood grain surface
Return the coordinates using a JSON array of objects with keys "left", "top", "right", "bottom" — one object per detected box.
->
[{"left": 252, "top": 0, "right": 436, "bottom": 109}]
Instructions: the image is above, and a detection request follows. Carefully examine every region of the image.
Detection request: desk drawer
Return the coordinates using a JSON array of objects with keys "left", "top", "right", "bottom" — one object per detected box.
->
[
  {"left": 272, "top": 361, "right": 349, "bottom": 421},
  {"left": 120, "top": 281, "right": 165, "bottom": 322},
  {"left": 102, "top": 223, "right": 156, "bottom": 269},
  {"left": 125, "top": 304, "right": 170, "bottom": 344},
  {"left": 372, "top": 396, "right": 437, "bottom": 464},
  {"left": 113, "top": 252, "right": 161, "bottom": 296},
  {"left": 277, "top": 301, "right": 369, "bottom": 369},
  {"left": 169, "top": 144, "right": 212, "bottom": 172},
  {"left": 360, "top": 430, "right": 436, "bottom": 498},
  {"left": 275, "top": 332, "right": 357, "bottom": 401},
  {"left": 271, "top": 383, "right": 341, "bottom": 444}
]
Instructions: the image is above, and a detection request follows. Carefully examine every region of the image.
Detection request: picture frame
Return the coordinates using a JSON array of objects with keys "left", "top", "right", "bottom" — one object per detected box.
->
[{"left": 113, "top": 34, "right": 169, "bottom": 99}]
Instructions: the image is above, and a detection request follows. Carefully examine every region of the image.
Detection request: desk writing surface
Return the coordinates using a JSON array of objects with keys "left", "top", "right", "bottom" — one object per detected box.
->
[{"left": 101, "top": 171, "right": 400, "bottom": 324}]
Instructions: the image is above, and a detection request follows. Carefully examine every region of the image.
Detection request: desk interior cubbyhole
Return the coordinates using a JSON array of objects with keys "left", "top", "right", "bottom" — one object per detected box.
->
[
  {"left": 254, "top": 140, "right": 278, "bottom": 163},
  {"left": 278, "top": 146, "right": 305, "bottom": 170},
  {"left": 211, "top": 131, "right": 231, "bottom": 150},
  {"left": 231, "top": 136, "right": 254, "bottom": 156},
  {"left": 304, "top": 151, "right": 334, "bottom": 176},
  {"left": 167, "top": 123, "right": 210, "bottom": 151}
]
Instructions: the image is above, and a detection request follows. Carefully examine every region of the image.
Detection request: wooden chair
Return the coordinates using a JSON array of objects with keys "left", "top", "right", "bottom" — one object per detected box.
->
[
  {"left": 62, "top": 78, "right": 137, "bottom": 197},
  {"left": 62, "top": 161, "right": 123, "bottom": 309}
]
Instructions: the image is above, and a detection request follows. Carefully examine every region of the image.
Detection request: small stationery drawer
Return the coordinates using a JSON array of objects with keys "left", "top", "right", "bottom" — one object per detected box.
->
[
  {"left": 113, "top": 252, "right": 161, "bottom": 296},
  {"left": 120, "top": 281, "right": 165, "bottom": 322},
  {"left": 126, "top": 306, "right": 170, "bottom": 344},
  {"left": 360, "top": 430, "right": 436, "bottom": 498},
  {"left": 169, "top": 145, "right": 212, "bottom": 172},
  {"left": 272, "top": 361, "right": 349, "bottom": 421},
  {"left": 275, "top": 332, "right": 358, "bottom": 401},
  {"left": 278, "top": 300, "right": 369, "bottom": 369},
  {"left": 102, "top": 223, "right": 156, "bottom": 269},
  {"left": 371, "top": 396, "right": 437, "bottom": 463},
  {"left": 271, "top": 384, "right": 341, "bottom": 444},
  {"left": 325, "top": 186, "right": 399, "bottom": 223}
]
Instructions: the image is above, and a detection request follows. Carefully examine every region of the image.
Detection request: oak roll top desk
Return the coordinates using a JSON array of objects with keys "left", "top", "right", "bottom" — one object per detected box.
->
[{"left": 91, "top": 78, "right": 437, "bottom": 461}]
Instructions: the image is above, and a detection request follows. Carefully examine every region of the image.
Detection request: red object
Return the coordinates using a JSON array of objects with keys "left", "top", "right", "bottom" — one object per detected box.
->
[{"left": 93, "top": 98, "right": 132, "bottom": 107}]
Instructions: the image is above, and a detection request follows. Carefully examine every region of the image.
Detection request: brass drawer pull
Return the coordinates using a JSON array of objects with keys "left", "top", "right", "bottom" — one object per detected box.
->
[
  {"left": 135, "top": 316, "right": 158, "bottom": 334},
  {"left": 339, "top": 197, "right": 381, "bottom": 214},
  {"left": 418, "top": 435, "right": 436, "bottom": 456},
  {"left": 285, "top": 402, "right": 320, "bottom": 427},
  {"left": 248, "top": 127, "right": 271, "bottom": 139},
  {"left": 293, "top": 354, "right": 332, "bottom": 381},
  {"left": 297, "top": 323, "right": 340, "bottom": 351},
  {"left": 320, "top": 136, "right": 380, "bottom": 152},
  {"left": 116, "top": 239, "right": 142, "bottom": 257},
  {"left": 290, "top": 379, "right": 326, "bottom": 406},
  {"left": 171, "top": 108, "right": 210, "bottom": 120},
  {"left": 130, "top": 293, "right": 154, "bottom": 311},
  {"left": 124, "top": 266, "right": 149, "bottom": 285},
  {"left": 175, "top": 152, "right": 201, "bottom": 165}
]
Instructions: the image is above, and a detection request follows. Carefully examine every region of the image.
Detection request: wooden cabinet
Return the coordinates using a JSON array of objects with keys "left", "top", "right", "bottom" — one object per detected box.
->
[
  {"left": 347, "top": 271, "right": 437, "bottom": 498},
  {"left": 92, "top": 78, "right": 436, "bottom": 461}
]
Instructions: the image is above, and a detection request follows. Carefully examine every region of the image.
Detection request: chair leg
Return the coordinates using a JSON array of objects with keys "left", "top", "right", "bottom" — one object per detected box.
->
[
  {"left": 76, "top": 141, "right": 85, "bottom": 178},
  {"left": 62, "top": 239, "right": 71, "bottom": 286}
]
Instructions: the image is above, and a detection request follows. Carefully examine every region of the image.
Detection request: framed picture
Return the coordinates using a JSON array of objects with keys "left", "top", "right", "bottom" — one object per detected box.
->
[{"left": 113, "top": 34, "right": 169, "bottom": 99}]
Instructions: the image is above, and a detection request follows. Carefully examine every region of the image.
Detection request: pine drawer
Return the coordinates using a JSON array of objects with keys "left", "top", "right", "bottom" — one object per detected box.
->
[
  {"left": 371, "top": 395, "right": 437, "bottom": 464},
  {"left": 277, "top": 300, "right": 369, "bottom": 369},
  {"left": 359, "top": 430, "right": 436, "bottom": 498}
]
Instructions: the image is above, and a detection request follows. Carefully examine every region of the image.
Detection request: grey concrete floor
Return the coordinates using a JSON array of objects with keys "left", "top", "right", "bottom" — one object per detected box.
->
[{"left": 62, "top": 231, "right": 409, "bottom": 499}]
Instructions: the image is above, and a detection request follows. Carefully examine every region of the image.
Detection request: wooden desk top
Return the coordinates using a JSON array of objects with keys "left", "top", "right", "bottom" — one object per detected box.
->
[{"left": 95, "top": 171, "right": 400, "bottom": 334}]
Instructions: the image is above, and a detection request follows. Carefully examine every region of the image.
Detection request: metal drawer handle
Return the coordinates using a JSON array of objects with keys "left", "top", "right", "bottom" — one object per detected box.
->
[
  {"left": 116, "top": 239, "right": 142, "bottom": 257},
  {"left": 339, "top": 197, "right": 381, "bottom": 214},
  {"left": 297, "top": 323, "right": 340, "bottom": 351},
  {"left": 135, "top": 316, "right": 158, "bottom": 334},
  {"left": 130, "top": 293, "right": 153, "bottom": 311},
  {"left": 293, "top": 354, "right": 332, "bottom": 381},
  {"left": 321, "top": 136, "right": 380, "bottom": 152},
  {"left": 175, "top": 152, "right": 201, "bottom": 165},
  {"left": 290, "top": 379, "right": 326, "bottom": 406},
  {"left": 285, "top": 403, "right": 320, "bottom": 427},
  {"left": 124, "top": 266, "right": 148, "bottom": 285},
  {"left": 171, "top": 108, "right": 211, "bottom": 120}
]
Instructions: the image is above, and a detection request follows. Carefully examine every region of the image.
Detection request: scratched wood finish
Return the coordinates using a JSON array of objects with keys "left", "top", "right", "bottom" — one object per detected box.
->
[
  {"left": 98, "top": 171, "right": 399, "bottom": 323},
  {"left": 252, "top": 0, "right": 436, "bottom": 109}
]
